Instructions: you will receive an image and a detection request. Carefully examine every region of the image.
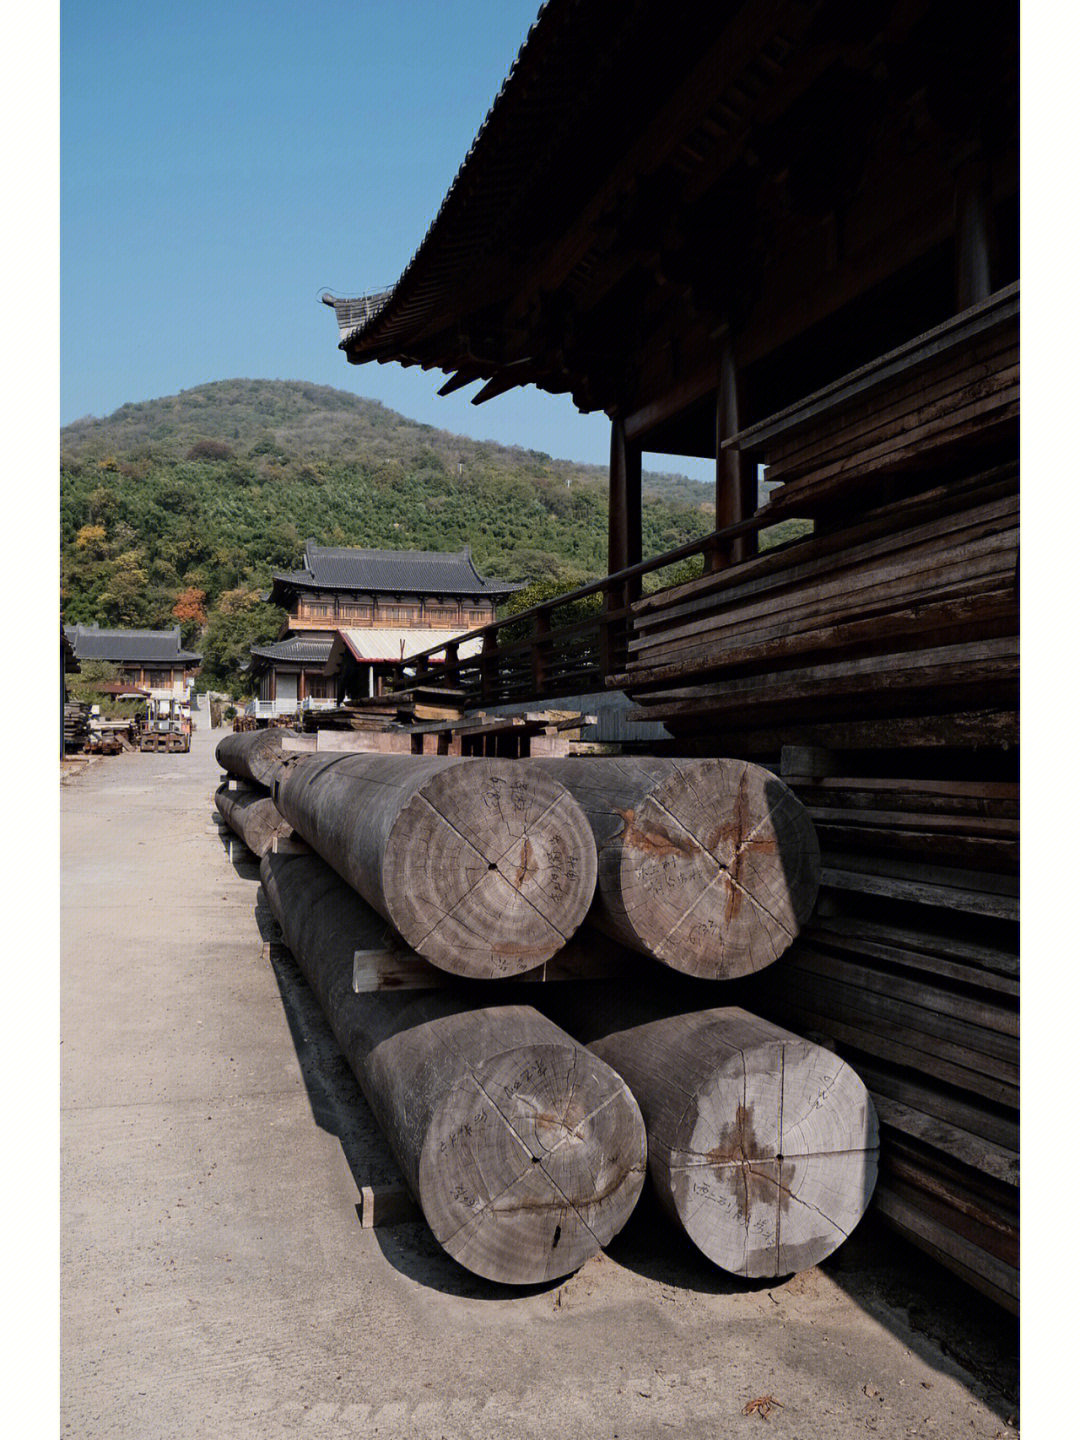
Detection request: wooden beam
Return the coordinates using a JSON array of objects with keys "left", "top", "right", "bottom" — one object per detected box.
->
[
  {"left": 607, "top": 417, "right": 642, "bottom": 577},
  {"left": 712, "top": 332, "right": 756, "bottom": 568},
  {"left": 437, "top": 369, "right": 484, "bottom": 396}
]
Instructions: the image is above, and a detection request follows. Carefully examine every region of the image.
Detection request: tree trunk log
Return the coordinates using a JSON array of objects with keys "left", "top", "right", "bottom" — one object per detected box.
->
[
  {"left": 214, "top": 784, "right": 292, "bottom": 858},
  {"left": 543, "top": 986, "right": 877, "bottom": 1277},
  {"left": 537, "top": 758, "right": 820, "bottom": 978},
  {"left": 259, "top": 848, "right": 647, "bottom": 1284},
  {"left": 272, "top": 754, "right": 597, "bottom": 978},
  {"left": 215, "top": 728, "right": 295, "bottom": 787}
]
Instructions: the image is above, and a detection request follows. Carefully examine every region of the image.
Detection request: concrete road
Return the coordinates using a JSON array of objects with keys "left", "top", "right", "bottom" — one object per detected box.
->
[{"left": 61, "top": 722, "right": 1018, "bottom": 1439}]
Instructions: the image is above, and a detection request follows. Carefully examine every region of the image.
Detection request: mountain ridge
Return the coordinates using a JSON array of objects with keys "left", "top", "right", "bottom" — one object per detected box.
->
[{"left": 60, "top": 379, "right": 717, "bottom": 692}]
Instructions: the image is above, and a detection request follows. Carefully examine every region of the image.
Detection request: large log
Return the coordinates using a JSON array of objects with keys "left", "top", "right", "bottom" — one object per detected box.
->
[
  {"left": 544, "top": 990, "right": 878, "bottom": 1278},
  {"left": 259, "top": 848, "right": 647, "bottom": 1284},
  {"left": 214, "top": 784, "right": 293, "bottom": 858},
  {"left": 272, "top": 754, "right": 597, "bottom": 978},
  {"left": 215, "top": 728, "right": 296, "bottom": 787},
  {"left": 536, "top": 758, "right": 819, "bottom": 978}
]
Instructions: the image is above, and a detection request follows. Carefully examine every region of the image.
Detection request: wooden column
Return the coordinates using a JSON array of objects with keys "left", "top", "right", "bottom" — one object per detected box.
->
[
  {"left": 955, "top": 152, "right": 993, "bottom": 311},
  {"left": 712, "top": 334, "right": 757, "bottom": 569},
  {"left": 608, "top": 417, "right": 642, "bottom": 580}
]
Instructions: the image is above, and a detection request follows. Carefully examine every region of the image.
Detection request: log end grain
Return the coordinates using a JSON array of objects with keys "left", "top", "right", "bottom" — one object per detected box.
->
[
  {"left": 215, "top": 728, "right": 294, "bottom": 788},
  {"left": 418, "top": 1041, "right": 646, "bottom": 1284},
  {"left": 658, "top": 1020, "right": 877, "bottom": 1277},
  {"left": 615, "top": 759, "right": 820, "bottom": 978},
  {"left": 384, "top": 762, "right": 598, "bottom": 979}
]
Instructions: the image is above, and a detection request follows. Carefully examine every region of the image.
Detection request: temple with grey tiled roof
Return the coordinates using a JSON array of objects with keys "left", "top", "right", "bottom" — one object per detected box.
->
[
  {"left": 250, "top": 541, "right": 518, "bottom": 716},
  {"left": 266, "top": 541, "right": 518, "bottom": 610},
  {"left": 64, "top": 624, "right": 202, "bottom": 698}
]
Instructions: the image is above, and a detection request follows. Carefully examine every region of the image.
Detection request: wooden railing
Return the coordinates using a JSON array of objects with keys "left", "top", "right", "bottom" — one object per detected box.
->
[{"left": 391, "top": 508, "right": 797, "bottom": 706}]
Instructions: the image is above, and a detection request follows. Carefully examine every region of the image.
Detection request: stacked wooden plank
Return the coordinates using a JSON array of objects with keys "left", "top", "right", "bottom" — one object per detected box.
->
[
  {"left": 616, "top": 467, "right": 1017, "bottom": 728},
  {"left": 63, "top": 702, "right": 92, "bottom": 752},
  {"left": 603, "top": 299, "right": 1020, "bottom": 1310},
  {"left": 734, "top": 845, "right": 1018, "bottom": 1310},
  {"left": 732, "top": 286, "right": 1018, "bottom": 517}
]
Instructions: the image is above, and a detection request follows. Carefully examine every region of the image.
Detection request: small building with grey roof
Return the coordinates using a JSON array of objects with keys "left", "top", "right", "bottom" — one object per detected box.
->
[{"left": 64, "top": 624, "right": 202, "bottom": 700}]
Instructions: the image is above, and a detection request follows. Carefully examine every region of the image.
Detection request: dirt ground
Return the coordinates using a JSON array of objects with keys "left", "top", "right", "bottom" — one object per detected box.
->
[{"left": 60, "top": 720, "right": 1018, "bottom": 1439}]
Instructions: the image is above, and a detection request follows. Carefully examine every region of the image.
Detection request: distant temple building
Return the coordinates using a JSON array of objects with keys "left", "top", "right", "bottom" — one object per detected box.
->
[
  {"left": 64, "top": 624, "right": 202, "bottom": 699},
  {"left": 248, "top": 541, "right": 519, "bottom": 714}
]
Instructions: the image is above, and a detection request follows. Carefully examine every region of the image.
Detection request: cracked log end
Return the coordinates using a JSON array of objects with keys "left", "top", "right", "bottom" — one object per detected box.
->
[
  {"left": 616, "top": 1010, "right": 879, "bottom": 1277},
  {"left": 614, "top": 759, "right": 821, "bottom": 978},
  {"left": 418, "top": 1041, "right": 646, "bottom": 1285},
  {"left": 385, "top": 762, "right": 598, "bottom": 978}
]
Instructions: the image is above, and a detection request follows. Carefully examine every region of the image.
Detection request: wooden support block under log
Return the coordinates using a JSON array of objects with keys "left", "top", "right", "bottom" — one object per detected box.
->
[
  {"left": 215, "top": 727, "right": 297, "bottom": 788},
  {"left": 535, "top": 757, "right": 819, "bottom": 978},
  {"left": 358, "top": 1183, "right": 420, "bottom": 1228},
  {"left": 272, "top": 754, "right": 598, "bottom": 979},
  {"left": 213, "top": 784, "right": 293, "bottom": 859},
  {"left": 259, "top": 849, "right": 647, "bottom": 1285},
  {"left": 353, "top": 924, "right": 652, "bottom": 993},
  {"left": 541, "top": 991, "right": 877, "bottom": 1278}
]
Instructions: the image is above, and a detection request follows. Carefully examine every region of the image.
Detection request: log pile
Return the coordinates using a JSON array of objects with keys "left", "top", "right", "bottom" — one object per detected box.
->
[
  {"left": 213, "top": 733, "right": 885, "bottom": 1288},
  {"left": 259, "top": 845, "right": 648, "bottom": 1284},
  {"left": 727, "top": 748, "right": 1019, "bottom": 1313}
]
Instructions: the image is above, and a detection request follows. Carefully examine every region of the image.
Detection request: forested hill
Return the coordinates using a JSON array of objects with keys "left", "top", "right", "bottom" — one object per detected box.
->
[{"left": 61, "top": 379, "right": 713, "bottom": 692}]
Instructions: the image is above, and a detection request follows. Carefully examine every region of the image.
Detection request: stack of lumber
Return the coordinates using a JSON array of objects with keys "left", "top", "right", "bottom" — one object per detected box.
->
[
  {"left": 616, "top": 466, "right": 1017, "bottom": 730},
  {"left": 727, "top": 748, "right": 1018, "bottom": 1313},
  {"left": 88, "top": 718, "right": 137, "bottom": 754},
  {"left": 63, "top": 702, "right": 92, "bottom": 752},
  {"left": 387, "top": 684, "right": 466, "bottom": 724},
  {"left": 405, "top": 708, "right": 595, "bottom": 758},
  {"left": 732, "top": 285, "right": 1018, "bottom": 519},
  {"left": 300, "top": 699, "right": 401, "bottom": 733}
]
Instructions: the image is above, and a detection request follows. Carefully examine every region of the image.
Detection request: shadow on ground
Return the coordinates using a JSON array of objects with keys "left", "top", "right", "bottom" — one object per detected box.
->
[{"left": 218, "top": 828, "right": 1019, "bottom": 1414}]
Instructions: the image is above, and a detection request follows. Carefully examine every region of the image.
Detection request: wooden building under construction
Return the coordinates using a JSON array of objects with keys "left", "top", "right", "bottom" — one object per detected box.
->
[{"left": 323, "top": 0, "right": 1019, "bottom": 1309}]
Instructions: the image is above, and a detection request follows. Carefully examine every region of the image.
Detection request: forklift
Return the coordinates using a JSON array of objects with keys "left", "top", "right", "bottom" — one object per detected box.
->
[{"left": 139, "top": 696, "right": 192, "bottom": 752}]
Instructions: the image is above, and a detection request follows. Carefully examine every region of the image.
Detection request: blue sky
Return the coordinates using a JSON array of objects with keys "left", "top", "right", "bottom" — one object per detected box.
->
[{"left": 60, "top": 0, "right": 713, "bottom": 477}]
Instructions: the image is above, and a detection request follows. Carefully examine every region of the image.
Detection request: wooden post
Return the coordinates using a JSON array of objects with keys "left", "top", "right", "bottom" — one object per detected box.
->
[
  {"left": 955, "top": 151, "right": 993, "bottom": 312},
  {"left": 541, "top": 995, "right": 878, "bottom": 1279},
  {"left": 272, "top": 753, "right": 598, "bottom": 978},
  {"left": 532, "top": 608, "right": 551, "bottom": 696},
  {"left": 535, "top": 757, "right": 820, "bottom": 978},
  {"left": 711, "top": 333, "right": 757, "bottom": 571},
  {"left": 442, "top": 639, "right": 459, "bottom": 691},
  {"left": 608, "top": 417, "right": 642, "bottom": 584},
  {"left": 260, "top": 848, "right": 647, "bottom": 1285},
  {"left": 480, "top": 628, "right": 498, "bottom": 705}
]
